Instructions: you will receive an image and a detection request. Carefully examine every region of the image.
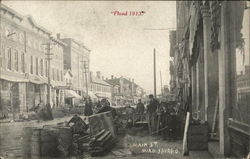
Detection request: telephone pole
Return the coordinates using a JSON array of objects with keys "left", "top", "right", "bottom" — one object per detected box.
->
[
  {"left": 154, "top": 48, "right": 157, "bottom": 97},
  {"left": 81, "top": 60, "right": 89, "bottom": 97},
  {"left": 44, "top": 39, "right": 54, "bottom": 106},
  {"left": 160, "top": 70, "right": 163, "bottom": 96}
]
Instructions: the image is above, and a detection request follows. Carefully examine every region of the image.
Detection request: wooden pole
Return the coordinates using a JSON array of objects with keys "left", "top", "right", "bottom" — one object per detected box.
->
[
  {"left": 160, "top": 70, "right": 163, "bottom": 96},
  {"left": 183, "top": 112, "right": 190, "bottom": 156},
  {"left": 154, "top": 49, "right": 156, "bottom": 97}
]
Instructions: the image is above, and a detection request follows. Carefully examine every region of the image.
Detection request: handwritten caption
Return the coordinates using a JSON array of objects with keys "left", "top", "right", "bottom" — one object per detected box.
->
[
  {"left": 111, "top": 11, "right": 146, "bottom": 16},
  {"left": 126, "top": 141, "right": 179, "bottom": 155}
]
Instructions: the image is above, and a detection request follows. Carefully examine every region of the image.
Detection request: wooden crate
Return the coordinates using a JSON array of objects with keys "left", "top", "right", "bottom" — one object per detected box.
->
[{"left": 187, "top": 123, "right": 208, "bottom": 150}]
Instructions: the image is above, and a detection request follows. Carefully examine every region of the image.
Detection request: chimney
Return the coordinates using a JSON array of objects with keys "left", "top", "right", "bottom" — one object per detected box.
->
[
  {"left": 111, "top": 75, "right": 114, "bottom": 79},
  {"left": 56, "top": 33, "right": 61, "bottom": 39},
  {"left": 96, "top": 71, "right": 101, "bottom": 79}
]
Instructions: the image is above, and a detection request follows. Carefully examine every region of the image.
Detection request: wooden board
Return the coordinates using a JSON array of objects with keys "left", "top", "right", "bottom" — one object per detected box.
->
[
  {"left": 182, "top": 112, "right": 190, "bottom": 156},
  {"left": 88, "top": 111, "right": 116, "bottom": 138}
]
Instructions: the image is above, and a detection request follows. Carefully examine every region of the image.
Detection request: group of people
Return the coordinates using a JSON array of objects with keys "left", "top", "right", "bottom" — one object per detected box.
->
[
  {"left": 84, "top": 97, "right": 117, "bottom": 119},
  {"left": 135, "top": 94, "right": 182, "bottom": 140}
]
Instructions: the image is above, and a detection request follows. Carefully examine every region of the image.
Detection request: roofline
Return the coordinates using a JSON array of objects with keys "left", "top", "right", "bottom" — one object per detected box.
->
[
  {"left": 91, "top": 81, "right": 112, "bottom": 87},
  {"left": 0, "top": 3, "right": 23, "bottom": 20},
  {"left": 62, "top": 38, "right": 91, "bottom": 52},
  {"left": 51, "top": 37, "right": 67, "bottom": 46},
  {"left": 1, "top": 4, "right": 52, "bottom": 35},
  {"left": 26, "top": 16, "right": 52, "bottom": 35}
]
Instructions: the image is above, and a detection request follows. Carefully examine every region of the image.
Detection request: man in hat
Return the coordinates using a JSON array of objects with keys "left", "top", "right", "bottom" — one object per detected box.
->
[
  {"left": 147, "top": 94, "right": 159, "bottom": 134},
  {"left": 136, "top": 99, "right": 145, "bottom": 115}
]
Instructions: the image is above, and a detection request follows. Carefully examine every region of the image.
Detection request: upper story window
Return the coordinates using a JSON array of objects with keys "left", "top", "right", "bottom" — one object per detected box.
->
[
  {"left": 35, "top": 57, "right": 39, "bottom": 75},
  {"left": 52, "top": 68, "right": 55, "bottom": 81},
  {"left": 30, "top": 55, "right": 33, "bottom": 74},
  {"left": 5, "top": 27, "right": 11, "bottom": 37},
  {"left": 21, "top": 52, "right": 25, "bottom": 73},
  {"left": 0, "top": 45, "right": 4, "bottom": 68},
  {"left": 19, "top": 32, "right": 25, "bottom": 44},
  {"left": 45, "top": 60, "right": 48, "bottom": 77},
  {"left": 7, "top": 47, "right": 11, "bottom": 70},
  {"left": 14, "top": 50, "right": 18, "bottom": 72},
  {"left": 57, "top": 69, "right": 59, "bottom": 81},
  {"left": 40, "top": 59, "right": 43, "bottom": 76}
]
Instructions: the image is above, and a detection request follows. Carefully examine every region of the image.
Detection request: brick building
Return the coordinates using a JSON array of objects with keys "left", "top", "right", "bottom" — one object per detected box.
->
[
  {"left": 0, "top": 4, "right": 66, "bottom": 118},
  {"left": 59, "top": 35, "right": 91, "bottom": 97}
]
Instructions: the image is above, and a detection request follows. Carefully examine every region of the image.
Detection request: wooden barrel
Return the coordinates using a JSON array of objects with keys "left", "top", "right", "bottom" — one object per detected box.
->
[
  {"left": 57, "top": 127, "right": 73, "bottom": 158},
  {"left": 40, "top": 128, "right": 58, "bottom": 157},
  {"left": 30, "top": 128, "right": 42, "bottom": 159},
  {"left": 21, "top": 127, "right": 33, "bottom": 158}
]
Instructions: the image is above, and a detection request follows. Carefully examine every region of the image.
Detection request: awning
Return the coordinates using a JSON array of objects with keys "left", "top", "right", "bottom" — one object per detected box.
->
[
  {"left": 95, "top": 93, "right": 109, "bottom": 99},
  {"left": 65, "top": 90, "right": 82, "bottom": 98},
  {"left": 0, "top": 73, "right": 29, "bottom": 82},
  {"left": 88, "top": 91, "right": 98, "bottom": 99}
]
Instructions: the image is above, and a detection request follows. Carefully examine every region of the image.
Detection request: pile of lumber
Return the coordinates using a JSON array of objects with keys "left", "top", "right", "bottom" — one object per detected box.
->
[{"left": 88, "top": 129, "right": 117, "bottom": 156}]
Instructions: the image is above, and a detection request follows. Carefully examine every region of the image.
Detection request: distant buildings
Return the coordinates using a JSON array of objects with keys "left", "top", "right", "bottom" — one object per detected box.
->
[
  {"left": 106, "top": 76, "right": 145, "bottom": 106},
  {"left": 59, "top": 35, "right": 91, "bottom": 96},
  {"left": 89, "top": 71, "right": 112, "bottom": 102}
]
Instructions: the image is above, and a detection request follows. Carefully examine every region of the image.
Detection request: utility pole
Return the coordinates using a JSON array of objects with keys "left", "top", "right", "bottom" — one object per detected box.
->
[
  {"left": 160, "top": 70, "right": 163, "bottom": 96},
  {"left": 154, "top": 48, "right": 157, "bottom": 97},
  {"left": 44, "top": 39, "right": 54, "bottom": 106},
  {"left": 81, "top": 60, "right": 89, "bottom": 97}
]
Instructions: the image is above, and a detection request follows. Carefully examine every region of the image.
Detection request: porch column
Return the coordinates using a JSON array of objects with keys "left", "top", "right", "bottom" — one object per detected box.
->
[
  {"left": 219, "top": 1, "right": 237, "bottom": 156},
  {"left": 191, "top": 65, "right": 197, "bottom": 118},
  {"left": 201, "top": 4, "right": 219, "bottom": 131},
  {"left": 196, "top": 52, "right": 205, "bottom": 121}
]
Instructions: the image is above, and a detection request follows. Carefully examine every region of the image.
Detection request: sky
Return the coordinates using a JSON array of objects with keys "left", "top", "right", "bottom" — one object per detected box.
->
[{"left": 2, "top": 1, "right": 176, "bottom": 94}]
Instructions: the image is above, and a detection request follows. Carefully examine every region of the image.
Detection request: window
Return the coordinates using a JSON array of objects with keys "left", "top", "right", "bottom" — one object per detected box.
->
[
  {"left": 45, "top": 60, "right": 48, "bottom": 77},
  {"left": 35, "top": 57, "right": 38, "bottom": 75},
  {"left": 7, "top": 47, "right": 11, "bottom": 70},
  {"left": 57, "top": 69, "right": 59, "bottom": 81},
  {"left": 52, "top": 68, "right": 55, "bottom": 81},
  {"left": 0, "top": 45, "right": 4, "bottom": 68},
  {"left": 40, "top": 59, "right": 43, "bottom": 76},
  {"left": 30, "top": 55, "right": 33, "bottom": 74},
  {"left": 14, "top": 50, "right": 18, "bottom": 71},
  {"left": 21, "top": 53, "right": 25, "bottom": 73},
  {"left": 61, "top": 70, "right": 63, "bottom": 81},
  {"left": 19, "top": 33, "right": 24, "bottom": 44}
]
